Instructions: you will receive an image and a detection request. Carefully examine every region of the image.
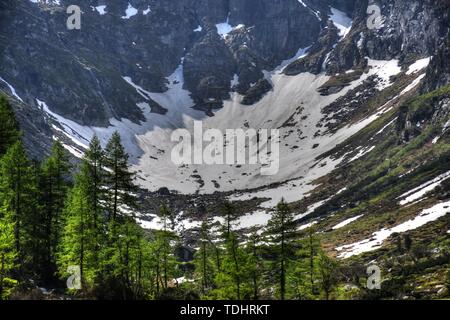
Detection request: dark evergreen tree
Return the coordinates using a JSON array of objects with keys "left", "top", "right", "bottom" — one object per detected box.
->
[
  {"left": 266, "top": 199, "right": 296, "bottom": 300},
  {"left": 0, "top": 201, "right": 17, "bottom": 299},
  {"left": 0, "top": 141, "right": 35, "bottom": 276},
  {"left": 0, "top": 96, "right": 19, "bottom": 156},
  {"left": 289, "top": 227, "right": 321, "bottom": 299},
  {"left": 98, "top": 132, "right": 147, "bottom": 299},
  {"left": 156, "top": 204, "right": 179, "bottom": 290},
  {"left": 82, "top": 136, "right": 105, "bottom": 271},
  {"left": 39, "top": 141, "right": 71, "bottom": 281},
  {"left": 103, "top": 131, "right": 137, "bottom": 222},
  {"left": 212, "top": 202, "right": 249, "bottom": 300},
  {"left": 194, "top": 218, "right": 217, "bottom": 295},
  {"left": 318, "top": 251, "right": 338, "bottom": 300},
  {"left": 221, "top": 201, "right": 239, "bottom": 240},
  {"left": 57, "top": 160, "right": 103, "bottom": 291},
  {"left": 246, "top": 231, "right": 262, "bottom": 300}
]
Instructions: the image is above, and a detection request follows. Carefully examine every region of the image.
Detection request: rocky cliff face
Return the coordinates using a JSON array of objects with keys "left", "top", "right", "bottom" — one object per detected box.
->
[
  {"left": 1, "top": 0, "right": 450, "bottom": 184},
  {"left": 285, "top": 0, "right": 450, "bottom": 76},
  {"left": 423, "top": 35, "right": 450, "bottom": 92},
  {"left": 0, "top": 0, "right": 322, "bottom": 125},
  {"left": 3, "top": 1, "right": 448, "bottom": 125}
]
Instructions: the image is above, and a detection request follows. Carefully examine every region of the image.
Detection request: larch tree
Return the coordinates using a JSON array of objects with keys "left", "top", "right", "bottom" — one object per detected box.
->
[
  {"left": 58, "top": 159, "right": 103, "bottom": 291},
  {"left": 194, "top": 219, "right": 216, "bottom": 295},
  {"left": 245, "top": 230, "right": 262, "bottom": 300},
  {"left": 0, "top": 96, "right": 19, "bottom": 156},
  {"left": 40, "top": 141, "right": 71, "bottom": 278},
  {"left": 318, "top": 250, "right": 338, "bottom": 300},
  {"left": 290, "top": 227, "right": 321, "bottom": 299},
  {"left": 266, "top": 198, "right": 296, "bottom": 300},
  {"left": 0, "top": 208, "right": 17, "bottom": 299},
  {"left": 103, "top": 131, "right": 137, "bottom": 223},
  {"left": 156, "top": 204, "right": 179, "bottom": 291},
  {"left": 0, "top": 141, "right": 35, "bottom": 275}
]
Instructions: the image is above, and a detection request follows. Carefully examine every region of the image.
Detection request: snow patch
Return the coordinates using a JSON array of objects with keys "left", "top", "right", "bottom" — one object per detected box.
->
[
  {"left": 406, "top": 57, "right": 432, "bottom": 75},
  {"left": 230, "top": 58, "right": 403, "bottom": 207},
  {"left": 298, "top": 221, "right": 318, "bottom": 231},
  {"left": 329, "top": 8, "right": 352, "bottom": 38},
  {"left": 216, "top": 18, "right": 245, "bottom": 38},
  {"left": 398, "top": 170, "right": 450, "bottom": 206},
  {"left": 0, "top": 77, "right": 23, "bottom": 102},
  {"left": 138, "top": 211, "right": 201, "bottom": 232},
  {"left": 374, "top": 118, "right": 397, "bottom": 136},
  {"left": 296, "top": 198, "right": 330, "bottom": 220},
  {"left": 29, "top": 0, "right": 61, "bottom": 5},
  {"left": 401, "top": 74, "right": 426, "bottom": 94},
  {"left": 367, "top": 59, "right": 401, "bottom": 90},
  {"left": 333, "top": 214, "right": 364, "bottom": 230},
  {"left": 279, "top": 47, "right": 310, "bottom": 72},
  {"left": 122, "top": 3, "right": 138, "bottom": 19},
  {"left": 95, "top": 5, "right": 107, "bottom": 15},
  {"left": 298, "top": 0, "right": 322, "bottom": 21},
  {"left": 143, "top": 6, "right": 151, "bottom": 15},
  {"left": 39, "top": 54, "right": 408, "bottom": 202},
  {"left": 337, "top": 200, "right": 450, "bottom": 258},
  {"left": 237, "top": 211, "right": 272, "bottom": 229},
  {"left": 348, "top": 146, "right": 375, "bottom": 162}
]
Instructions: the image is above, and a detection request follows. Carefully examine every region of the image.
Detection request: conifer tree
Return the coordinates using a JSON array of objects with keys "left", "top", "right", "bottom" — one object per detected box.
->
[
  {"left": 112, "top": 217, "right": 144, "bottom": 299},
  {"left": 290, "top": 227, "right": 321, "bottom": 299},
  {"left": 194, "top": 219, "right": 216, "bottom": 295},
  {"left": 58, "top": 161, "right": 102, "bottom": 290},
  {"left": 228, "top": 232, "right": 242, "bottom": 299},
  {"left": 100, "top": 132, "right": 145, "bottom": 299},
  {"left": 24, "top": 160, "right": 46, "bottom": 279},
  {"left": 40, "top": 141, "right": 71, "bottom": 276},
  {"left": 156, "top": 204, "right": 179, "bottom": 290},
  {"left": 159, "top": 204, "right": 171, "bottom": 289},
  {"left": 84, "top": 136, "right": 105, "bottom": 229},
  {"left": 0, "top": 96, "right": 19, "bottom": 156},
  {"left": 0, "top": 210, "right": 17, "bottom": 299},
  {"left": 0, "top": 141, "right": 35, "bottom": 274},
  {"left": 246, "top": 230, "right": 262, "bottom": 300},
  {"left": 266, "top": 198, "right": 296, "bottom": 300},
  {"left": 103, "top": 131, "right": 137, "bottom": 222},
  {"left": 213, "top": 202, "right": 248, "bottom": 300},
  {"left": 82, "top": 136, "right": 105, "bottom": 270},
  {"left": 221, "top": 201, "right": 238, "bottom": 239},
  {"left": 318, "top": 250, "right": 338, "bottom": 300},
  {"left": 213, "top": 231, "right": 248, "bottom": 300}
]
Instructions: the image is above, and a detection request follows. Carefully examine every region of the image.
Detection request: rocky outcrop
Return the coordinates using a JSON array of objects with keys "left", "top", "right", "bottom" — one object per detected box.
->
[
  {"left": 0, "top": 0, "right": 194, "bottom": 126},
  {"left": 183, "top": 21, "right": 236, "bottom": 111},
  {"left": 185, "top": 0, "right": 322, "bottom": 111},
  {"left": 241, "top": 79, "right": 273, "bottom": 105},
  {"left": 288, "top": 0, "right": 450, "bottom": 77},
  {"left": 284, "top": 21, "right": 339, "bottom": 75},
  {"left": 422, "top": 36, "right": 450, "bottom": 92},
  {"left": 363, "top": 0, "right": 450, "bottom": 62}
]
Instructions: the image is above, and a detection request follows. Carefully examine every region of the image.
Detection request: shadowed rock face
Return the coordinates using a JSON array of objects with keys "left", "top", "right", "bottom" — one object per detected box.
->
[
  {"left": 283, "top": 0, "right": 450, "bottom": 76},
  {"left": 423, "top": 37, "right": 450, "bottom": 92},
  {"left": 363, "top": 0, "right": 450, "bottom": 60},
  {"left": 1, "top": 0, "right": 450, "bottom": 137},
  {"left": 284, "top": 21, "right": 340, "bottom": 76},
  {"left": 0, "top": 0, "right": 321, "bottom": 126}
]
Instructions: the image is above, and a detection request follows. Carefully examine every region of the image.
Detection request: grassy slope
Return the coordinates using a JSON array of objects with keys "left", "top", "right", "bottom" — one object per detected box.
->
[{"left": 295, "top": 84, "right": 450, "bottom": 299}]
